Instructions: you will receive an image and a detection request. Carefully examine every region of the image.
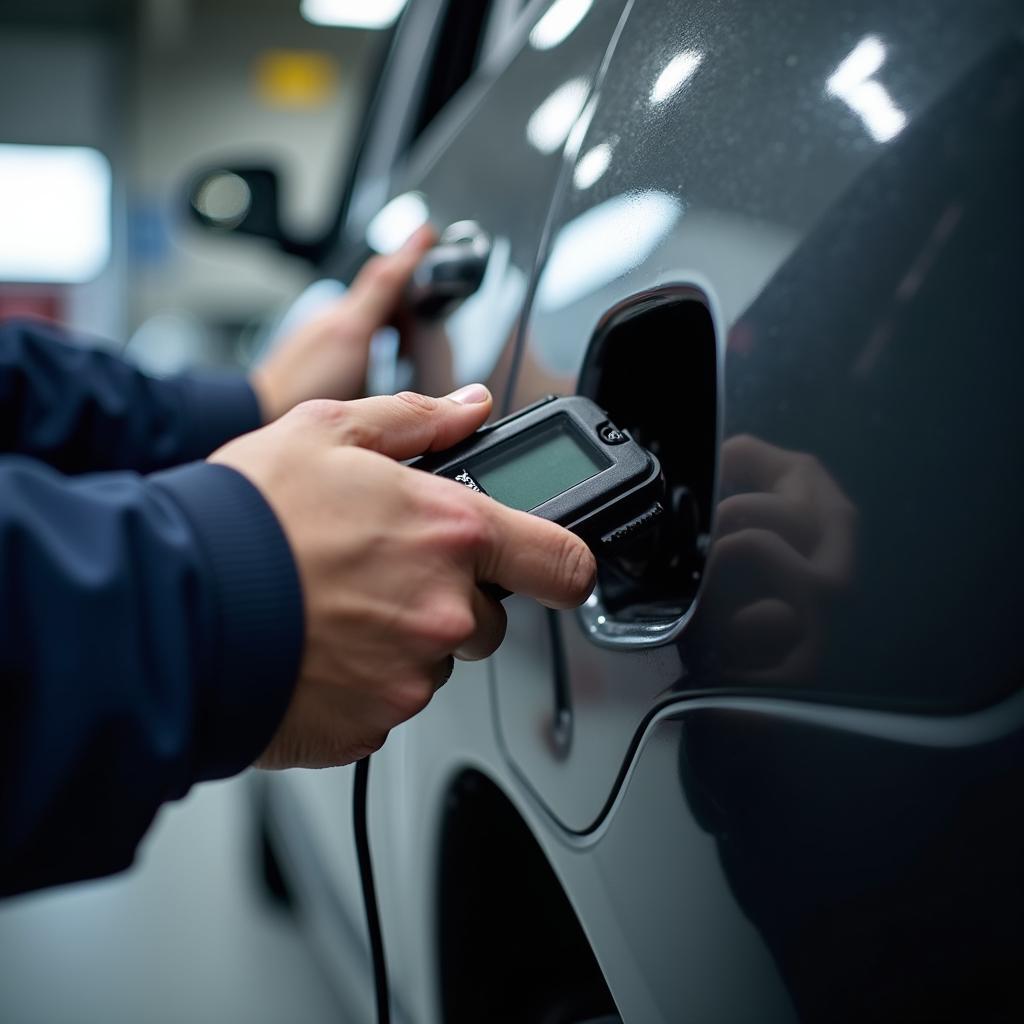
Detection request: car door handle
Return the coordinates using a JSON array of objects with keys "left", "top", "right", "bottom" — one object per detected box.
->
[{"left": 409, "top": 220, "right": 491, "bottom": 318}]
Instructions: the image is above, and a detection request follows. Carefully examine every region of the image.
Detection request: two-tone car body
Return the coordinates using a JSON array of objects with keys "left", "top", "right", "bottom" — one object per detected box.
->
[{"left": 219, "top": 2, "right": 1024, "bottom": 1020}]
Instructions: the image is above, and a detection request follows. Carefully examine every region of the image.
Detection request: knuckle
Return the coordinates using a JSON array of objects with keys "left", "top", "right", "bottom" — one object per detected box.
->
[
  {"left": 363, "top": 732, "right": 388, "bottom": 756},
  {"left": 718, "top": 526, "right": 781, "bottom": 556},
  {"left": 420, "top": 484, "right": 492, "bottom": 553},
  {"left": 420, "top": 600, "right": 476, "bottom": 652},
  {"left": 394, "top": 390, "right": 438, "bottom": 415},
  {"left": 726, "top": 433, "right": 759, "bottom": 458},
  {"left": 710, "top": 529, "right": 748, "bottom": 567},
  {"left": 337, "top": 417, "right": 378, "bottom": 449},
  {"left": 715, "top": 494, "right": 745, "bottom": 531},
  {"left": 447, "top": 502, "right": 491, "bottom": 554},
  {"left": 793, "top": 451, "right": 823, "bottom": 478},
  {"left": 325, "top": 405, "right": 383, "bottom": 449},
  {"left": 294, "top": 398, "right": 341, "bottom": 426},
  {"left": 388, "top": 679, "right": 434, "bottom": 720},
  {"left": 348, "top": 732, "right": 389, "bottom": 762}
]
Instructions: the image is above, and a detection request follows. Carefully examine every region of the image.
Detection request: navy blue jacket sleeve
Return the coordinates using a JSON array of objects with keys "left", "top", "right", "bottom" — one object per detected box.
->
[
  {"left": 0, "top": 318, "right": 262, "bottom": 474},
  {"left": 0, "top": 456, "right": 304, "bottom": 898}
]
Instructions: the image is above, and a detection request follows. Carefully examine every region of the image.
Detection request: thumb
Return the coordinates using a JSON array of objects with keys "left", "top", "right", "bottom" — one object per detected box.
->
[{"left": 336, "top": 384, "right": 493, "bottom": 460}]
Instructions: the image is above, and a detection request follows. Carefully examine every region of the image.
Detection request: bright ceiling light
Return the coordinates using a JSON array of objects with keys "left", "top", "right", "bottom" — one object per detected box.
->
[
  {"left": 537, "top": 190, "right": 682, "bottom": 311},
  {"left": 529, "top": 0, "right": 594, "bottom": 51},
  {"left": 573, "top": 138, "right": 616, "bottom": 190},
  {"left": 300, "top": 0, "right": 408, "bottom": 29},
  {"left": 650, "top": 50, "right": 704, "bottom": 104},
  {"left": 0, "top": 144, "right": 111, "bottom": 284},
  {"left": 827, "top": 35, "right": 906, "bottom": 143},
  {"left": 526, "top": 77, "right": 589, "bottom": 155},
  {"left": 828, "top": 34, "right": 886, "bottom": 93}
]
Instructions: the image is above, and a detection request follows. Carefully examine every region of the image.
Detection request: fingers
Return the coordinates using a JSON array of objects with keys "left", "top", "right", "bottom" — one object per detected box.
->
[
  {"left": 708, "top": 527, "right": 814, "bottom": 612},
  {"left": 705, "top": 531, "right": 820, "bottom": 682},
  {"left": 722, "top": 598, "right": 804, "bottom": 671},
  {"left": 719, "top": 434, "right": 799, "bottom": 495},
  {"left": 455, "top": 588, "right": 508, "bottom": 661},
  {"left": 474, "top": 501, "right": 596, "bottom": 609},
  {"left": 717, "top": 435, "right": 857, "bottom": 586},
  {"left": 347, "top": 224, "right": 438, "bottom": 328},
  {"left": 776, "top": 462, "right": 857, "bottom": 584},
  {"left": 716, "top": 492, "right": 819, "bottom": 558},
  {"left": 814, "top": 509, "right": 857, "bottom": 586}
]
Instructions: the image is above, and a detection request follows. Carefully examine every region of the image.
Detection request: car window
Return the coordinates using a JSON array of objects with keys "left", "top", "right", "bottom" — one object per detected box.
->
[
  {"left": 408, "top": 0, "right": 496, "bottom": 146},
  {"left": 336, "top": 0, "right": 499, "bottom": 264},
  {"left": 478, "top": 0, "right": 533, "bottom": 67}
]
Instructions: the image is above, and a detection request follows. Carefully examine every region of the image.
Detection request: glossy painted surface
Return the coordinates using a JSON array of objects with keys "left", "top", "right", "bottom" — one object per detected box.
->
[
  {"left": 495, "top": 0, "right": 1024, "bottom": 830},
  {"left": 269, "top": 1, "right": 1024, "bottom": 1020},
  {"left": 381, "top": 0, "right": 628, "bottom": 402},
  {"left": 268, "top": 0, "right": 631, "bottom": 1017},
  {"left": 580, "top": 692, "right": 1024, "bottom": 1022},
  {"left": 364, "top": 663, "right": 1024, "bottom": 1023}
]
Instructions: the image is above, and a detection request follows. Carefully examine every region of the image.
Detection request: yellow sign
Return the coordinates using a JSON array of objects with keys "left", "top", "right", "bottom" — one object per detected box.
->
[{"left": 255, "top": 51, "right": 339, "bottom": 109}]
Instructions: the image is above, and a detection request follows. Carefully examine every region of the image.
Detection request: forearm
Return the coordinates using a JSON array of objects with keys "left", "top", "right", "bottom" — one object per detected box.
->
[
  {"left": 0, "top": 318, "right": 262, "bottom": 474},
  {"left": 0, "top": 457, "right": 302, "bottom": 897}
]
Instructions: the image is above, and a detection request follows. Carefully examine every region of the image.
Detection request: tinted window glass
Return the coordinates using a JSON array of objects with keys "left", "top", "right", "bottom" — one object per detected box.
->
[{"left": 411, "top": 0, "right": 494, "bottom": 143}]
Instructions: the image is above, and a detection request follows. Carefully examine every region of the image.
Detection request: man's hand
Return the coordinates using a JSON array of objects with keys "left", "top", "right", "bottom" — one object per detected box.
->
[
  {"left": 250, "top": 226, "right": 437, "bottom": 422},
  {"left": 210, "top": 385, "right": 596, "bottom": 769},
  {"left": 702, "top": 434, "right": 857, "bottom": 683}
]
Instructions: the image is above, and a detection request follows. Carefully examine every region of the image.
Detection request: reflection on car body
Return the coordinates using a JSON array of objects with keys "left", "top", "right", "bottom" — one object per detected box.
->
[{"left": 203, "top": 1, "right": 1024, "bottom": 1021}]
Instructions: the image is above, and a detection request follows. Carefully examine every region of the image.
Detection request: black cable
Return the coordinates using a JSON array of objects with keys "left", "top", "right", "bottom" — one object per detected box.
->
[{"left": 354, "top": 755, "right": 390, "bottom": 1024}]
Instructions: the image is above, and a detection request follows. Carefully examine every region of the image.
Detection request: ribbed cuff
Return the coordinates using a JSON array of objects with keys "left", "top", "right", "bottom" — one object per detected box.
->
[
  {"left": 150, "top": 462, "right": 303, "bottom": 781},
  {"left": 175, "top": 373, "right": 263, "bottom": 462}
]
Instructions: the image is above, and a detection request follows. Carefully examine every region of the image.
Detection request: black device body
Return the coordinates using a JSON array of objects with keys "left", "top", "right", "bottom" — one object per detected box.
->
[{"left": 410, "top": 396, "right": 665, "bottom": 551}]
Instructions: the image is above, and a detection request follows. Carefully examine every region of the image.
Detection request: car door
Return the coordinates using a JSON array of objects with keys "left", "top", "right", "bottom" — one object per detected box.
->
[
  {"left": 492, "top": 0, "right": 1024, "bottom": 1018},
  {"left": 267, "top": 0, "right": 636, "bottom": 1016},
  {"left": 364, "top": 0, "right": 633, "bottom": 409}
]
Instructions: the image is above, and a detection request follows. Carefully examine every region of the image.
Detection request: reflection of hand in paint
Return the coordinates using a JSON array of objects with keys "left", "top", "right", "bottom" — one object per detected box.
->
[{"left": 704, "top": 434, "right": 856, "bottom": 683}]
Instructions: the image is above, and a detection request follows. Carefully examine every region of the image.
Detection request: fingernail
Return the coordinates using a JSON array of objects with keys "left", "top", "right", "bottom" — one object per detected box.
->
[{"left": 446, "top": 383, "right": 490, "bottom": 405}]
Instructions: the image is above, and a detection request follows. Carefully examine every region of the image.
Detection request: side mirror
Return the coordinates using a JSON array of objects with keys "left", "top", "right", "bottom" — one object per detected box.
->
[{"left": 186, "top": 166, "right": 321, "bottom": 261}]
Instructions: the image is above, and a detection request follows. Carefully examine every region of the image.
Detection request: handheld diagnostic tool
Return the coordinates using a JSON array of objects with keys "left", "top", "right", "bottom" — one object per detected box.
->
[{"left": 411, "top": 396, "right": 665, "bottom": 550}]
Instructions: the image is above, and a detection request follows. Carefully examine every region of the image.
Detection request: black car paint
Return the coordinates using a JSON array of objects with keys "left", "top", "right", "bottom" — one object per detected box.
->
[{"left": 261, "top": 1, "right": 1024, "bottom": 1020}]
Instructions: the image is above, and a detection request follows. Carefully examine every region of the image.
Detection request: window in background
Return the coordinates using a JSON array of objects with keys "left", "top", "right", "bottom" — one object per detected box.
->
[{"left": 0, "top": 144, "right": 111, "bottom": 284}]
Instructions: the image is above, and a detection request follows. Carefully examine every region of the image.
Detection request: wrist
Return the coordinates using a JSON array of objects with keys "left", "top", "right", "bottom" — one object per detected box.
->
[{"left": 249, "top": 367, "right": 286, "bottom": 424}]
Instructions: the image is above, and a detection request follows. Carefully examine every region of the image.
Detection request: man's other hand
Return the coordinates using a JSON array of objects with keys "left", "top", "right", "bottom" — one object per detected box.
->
[
  {"left": 250, "top": 225, "right": 437, "bottom": 422},
  {"left": 210, "top": 385, "right": 596, "bottom": 769}
]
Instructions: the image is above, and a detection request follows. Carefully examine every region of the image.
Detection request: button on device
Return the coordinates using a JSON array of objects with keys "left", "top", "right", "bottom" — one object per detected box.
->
[
  {"left": 598, "top": 422, "right": 627, "bottom": 445},
  {"left": 600, "top": 501, "right": 665, "bottom": 546}
]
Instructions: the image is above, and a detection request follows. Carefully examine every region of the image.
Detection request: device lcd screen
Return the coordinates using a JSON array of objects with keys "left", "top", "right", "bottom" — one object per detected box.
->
[{"left": 467, "top": 416, "right": 609, "bottom": 512}]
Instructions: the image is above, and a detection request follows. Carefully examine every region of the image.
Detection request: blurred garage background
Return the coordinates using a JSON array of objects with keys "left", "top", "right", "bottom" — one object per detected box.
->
[{"left": 0, "top": 1, "right": 391, "bottom": 1020}]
